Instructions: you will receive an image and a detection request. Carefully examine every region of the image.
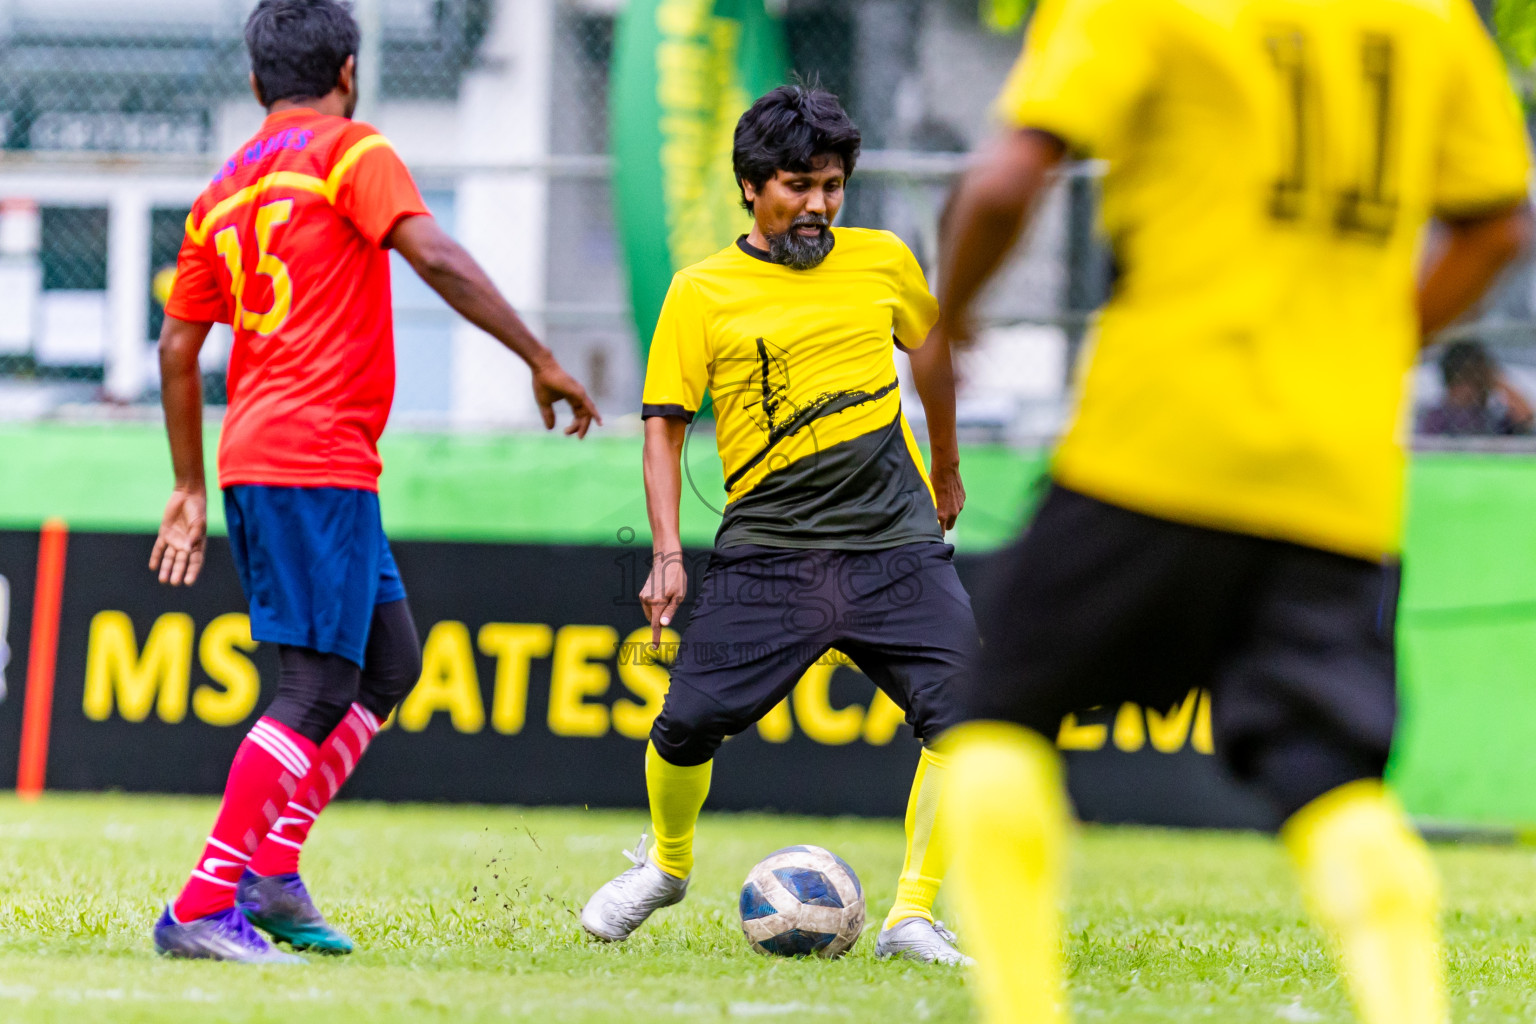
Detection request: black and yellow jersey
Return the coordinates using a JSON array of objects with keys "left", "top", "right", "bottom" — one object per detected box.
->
[
  {"left": 1000, "top": 0, "right": 1531, "bottom": 560},
  {"left": 643, "top": 227, "right": 942, "bottom": 550}
]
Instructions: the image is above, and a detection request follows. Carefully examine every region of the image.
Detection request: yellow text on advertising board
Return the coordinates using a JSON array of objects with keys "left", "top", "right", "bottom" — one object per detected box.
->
[{"left": 80, "top": 611, "right": 1215, "bottom": 755}]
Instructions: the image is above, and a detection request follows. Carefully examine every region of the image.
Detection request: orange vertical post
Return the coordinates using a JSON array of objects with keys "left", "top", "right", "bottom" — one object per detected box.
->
[{"left": 17, "top": 518, "right": 68, "bottom": 800}]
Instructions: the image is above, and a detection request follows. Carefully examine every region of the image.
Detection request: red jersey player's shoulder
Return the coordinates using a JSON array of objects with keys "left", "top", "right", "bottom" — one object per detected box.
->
[
  {"left": 322, "top": 119, "right": 389, "bottom": 165},
  {"left": 333, "top": 118, "right": 384, "bottom": 146},
  {"left": 323, "top": 121, "right": 431, "bottom": 247},
  {"left": 318, "top": 120, "right": 407, "bottom": 195}
]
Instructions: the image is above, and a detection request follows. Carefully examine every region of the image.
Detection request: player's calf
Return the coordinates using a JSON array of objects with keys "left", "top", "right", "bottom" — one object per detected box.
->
[{"left": 238, "top": 605, "right": 421, "bottom": 953}]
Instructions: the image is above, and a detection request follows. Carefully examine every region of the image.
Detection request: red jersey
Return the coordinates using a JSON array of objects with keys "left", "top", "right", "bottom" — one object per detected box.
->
[{"left": 166, "top": 108, "right": 431, "bottom": 491}]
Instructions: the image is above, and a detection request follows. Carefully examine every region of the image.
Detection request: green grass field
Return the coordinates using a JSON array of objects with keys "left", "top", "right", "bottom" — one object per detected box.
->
[{"left": 2, "top": 796, "right": 1535, "bottom": 1023}]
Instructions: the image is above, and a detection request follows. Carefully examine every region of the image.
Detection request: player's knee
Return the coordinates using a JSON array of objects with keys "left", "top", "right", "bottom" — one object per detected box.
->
[
  {"left": 905, "top": 677, "right": 965, "bottom": 742},
  {"left": 357, "top": 635, "right": 423, "bottom": 720},
  {"left": 650, "top": 706, "right": 726, "bottom": 768},
  {"left": 356, "top": 600, "right": 424, "bottom": 719}
]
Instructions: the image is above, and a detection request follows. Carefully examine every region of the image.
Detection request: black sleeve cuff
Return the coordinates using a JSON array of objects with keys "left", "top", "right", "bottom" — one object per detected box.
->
[
  {"left": 642, "top": 403, "right": 695, "bottom": 423},
  {"left": 1434, "top": 194, "right": 1530, "bottom": 225}
]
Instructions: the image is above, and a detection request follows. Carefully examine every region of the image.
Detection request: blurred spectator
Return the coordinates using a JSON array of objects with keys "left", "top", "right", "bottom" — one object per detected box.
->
[{"left": 1418, "top": 341, "right": 1534, "bottom": 436}]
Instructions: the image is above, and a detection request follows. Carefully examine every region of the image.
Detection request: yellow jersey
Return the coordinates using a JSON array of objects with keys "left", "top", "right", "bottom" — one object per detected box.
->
[
  {"left": 999, "top": 0, "right": 1531, "bottom": 559},
  {"left": 643, "top": 228, "right": 943, "bottom": 549}
]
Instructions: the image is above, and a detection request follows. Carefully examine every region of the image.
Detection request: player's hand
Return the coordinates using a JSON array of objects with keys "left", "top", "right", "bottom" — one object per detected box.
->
[
  {"left": 531, "top": 359, "right": 603, "bottom": 438},
  {"left": 641, "top": 551, "right": 688, "bottom": 648},
  {"left": 150, "top": 485, "right": 207, "bottom": 587},
  {"left": 931, "top": 454, "right": 966, "bottom": 531}
]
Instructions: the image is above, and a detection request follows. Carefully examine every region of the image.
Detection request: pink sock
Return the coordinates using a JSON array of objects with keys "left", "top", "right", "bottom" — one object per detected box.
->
[
  {"left": 173, "top": 717, "right": 317, "bottom": 921},
  {"left": 248, "top": 704, "right": 381, "bottom": 877}
]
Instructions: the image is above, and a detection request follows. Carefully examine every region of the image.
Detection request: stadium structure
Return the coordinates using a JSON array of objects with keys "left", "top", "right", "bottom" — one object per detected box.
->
[{"left": 0, "top": 0, "right": 1081, "bottom": 435}]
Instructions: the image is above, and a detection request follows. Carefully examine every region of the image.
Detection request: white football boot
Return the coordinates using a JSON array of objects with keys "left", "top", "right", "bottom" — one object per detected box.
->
[
  {"left": 875, "top": 917, "right": 974, "bottom": 965},
  {"left": 580, "top": 834, "right": 690, "bottom": 941}
]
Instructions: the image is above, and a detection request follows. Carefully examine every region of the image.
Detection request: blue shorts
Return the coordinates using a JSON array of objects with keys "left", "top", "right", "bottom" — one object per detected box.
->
[{"left": 224, "top": 485, "right": 407, "bottom": 667}]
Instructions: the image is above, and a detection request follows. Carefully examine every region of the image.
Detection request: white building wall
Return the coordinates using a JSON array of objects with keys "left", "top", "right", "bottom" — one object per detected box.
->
[{"left": 447, "top": 0, "right": 554, "bottom": 428}]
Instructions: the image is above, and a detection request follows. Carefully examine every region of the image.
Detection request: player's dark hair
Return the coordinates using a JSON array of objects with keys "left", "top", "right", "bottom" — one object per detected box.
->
[
  {"left": 1441, "top": 340, "right": 1493, "bottom": 388},
  {"left": 733, "top": 85, "right": 861, "bottom": 213},
  {"left": 245, "top": 0, "right": 360, "bottom": 108}
]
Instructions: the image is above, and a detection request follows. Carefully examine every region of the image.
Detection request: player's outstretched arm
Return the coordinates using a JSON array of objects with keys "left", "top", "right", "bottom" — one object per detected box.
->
[
  {"left": 936, "top": 129, "right": 1066, "bottom": 346},
  {"left": 905, "top": 328, "right": 965, "bottom": 530},
  {"left": 151, "top": 316, "right": 213, "bottom": 587},
  {"left": 641, "top": 415, "right": 688, "bottom": 648},
  {"left": 1419, "top": 203, "right": 1533, "bottom": 341},
  {"left": 388, "top": 214, "right": 602, "bottom": 437}
]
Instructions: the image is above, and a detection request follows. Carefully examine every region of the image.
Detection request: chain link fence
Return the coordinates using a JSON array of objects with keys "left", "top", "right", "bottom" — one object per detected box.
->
[
  {"left": 1, "top": 1, "right": 489, "bottom": 155},
  {"left": 540, "top": 0, "right": 1076, "bottom": 438},
  {"left": 0, "top": 0, "right": 1532, "bottom": 444},
  {"left": 0, "top": 0, "right": 499, "bottom": 416}
]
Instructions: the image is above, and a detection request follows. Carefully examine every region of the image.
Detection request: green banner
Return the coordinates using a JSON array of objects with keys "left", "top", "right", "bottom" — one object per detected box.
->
[{"left": 610, "top": 0, "right": 787, "bottom": 364}]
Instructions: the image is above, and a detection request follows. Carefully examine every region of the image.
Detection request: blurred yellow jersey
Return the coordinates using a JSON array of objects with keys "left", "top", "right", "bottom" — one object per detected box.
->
[{"left": 998, "top": 0, "right": 1531, "bottom": 559}]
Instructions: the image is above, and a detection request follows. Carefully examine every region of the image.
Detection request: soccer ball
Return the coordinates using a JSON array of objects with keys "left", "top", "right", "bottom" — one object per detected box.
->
[{"left": 738, "top": 845, "right": 865, "bottom": 958}]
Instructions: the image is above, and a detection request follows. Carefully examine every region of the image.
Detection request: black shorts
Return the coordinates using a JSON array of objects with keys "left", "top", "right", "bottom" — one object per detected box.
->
[
  {"left": 651, "top": 541, "right": 977, "bottom": 766},
  {"left": 965, "top": 485, "right": 1399, "bottom": 809}
]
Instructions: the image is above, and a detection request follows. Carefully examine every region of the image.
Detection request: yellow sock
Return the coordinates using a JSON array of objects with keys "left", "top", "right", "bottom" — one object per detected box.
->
[
  {"left": 940, "top": 722, "right": 1070, "bottom": 1024},
  {"left": 1283, "top": 779, "right": 1446, "bottom": 1024},
  {"left": 645, "top": 741, "right": 712, "bottom": 879},
  {"left": 883, "top": 746, "right": 949, "bottom": 930}
]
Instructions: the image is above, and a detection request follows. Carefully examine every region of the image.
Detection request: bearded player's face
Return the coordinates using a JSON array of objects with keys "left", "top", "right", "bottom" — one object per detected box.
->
[{"left": 744, "top": 155, "right": 845, "bottom": 269}]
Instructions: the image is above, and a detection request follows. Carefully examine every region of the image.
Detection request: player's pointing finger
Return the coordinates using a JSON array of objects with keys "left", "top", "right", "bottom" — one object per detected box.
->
[{"left": 660, "top": 593, "right": 682, "bottom": 630}]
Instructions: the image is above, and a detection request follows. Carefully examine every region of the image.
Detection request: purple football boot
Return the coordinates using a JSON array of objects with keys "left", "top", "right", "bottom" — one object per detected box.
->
[
  {"left": 236, "top": 870, "right": 355, "bottom": 954},
  {"left": 153, "top": 905, "right": 304, "bottom": 963}
]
